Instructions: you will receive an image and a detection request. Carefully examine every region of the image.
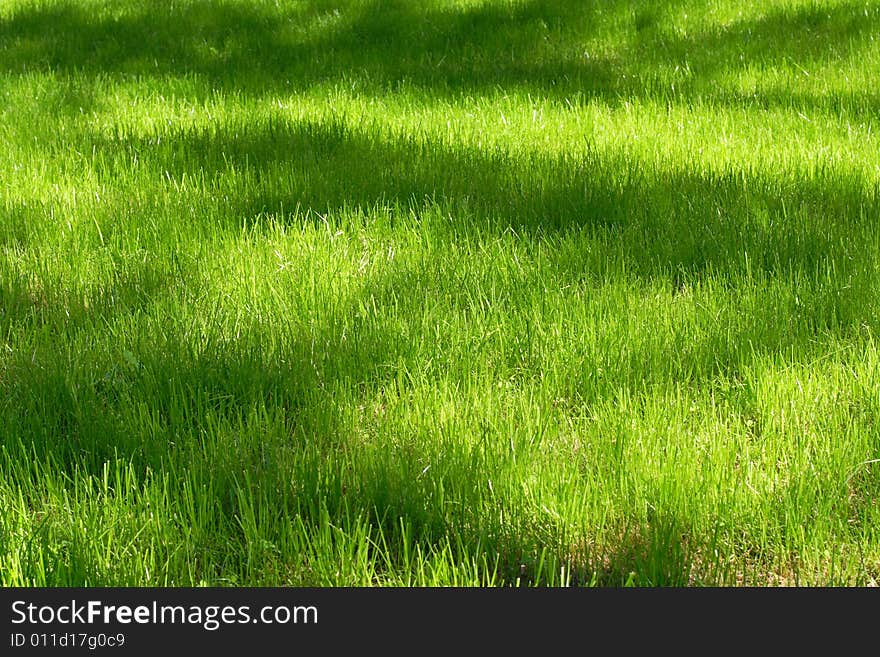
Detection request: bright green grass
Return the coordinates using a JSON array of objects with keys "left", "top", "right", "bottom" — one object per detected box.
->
[{"left": 2, "top": 0, "right": 880, "bottom": 586}]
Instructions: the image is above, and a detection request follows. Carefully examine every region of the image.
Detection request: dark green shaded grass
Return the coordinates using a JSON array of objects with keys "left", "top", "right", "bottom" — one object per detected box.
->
[{"left": 2, "top": 0, "right": 879, "bottom": 105}]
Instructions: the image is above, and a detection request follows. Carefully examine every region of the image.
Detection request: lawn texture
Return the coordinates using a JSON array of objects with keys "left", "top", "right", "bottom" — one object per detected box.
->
[{"left": 1, "top": 0, "right": 879, "bottom": 585}]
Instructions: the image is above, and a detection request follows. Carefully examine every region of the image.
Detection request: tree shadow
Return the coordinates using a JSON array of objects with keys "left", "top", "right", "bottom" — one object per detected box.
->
[
  {"left": 1, "top": 201, "right": 38, "bottom": 251},
  {"left": 6, "top": 109, "right": 878, "bottom": 468},
  {"left": 4, "top": 0, "right": 879, "bottom": 584},
  {"left": 1, "top": 0, "right": 877, "bottom": 115},
  {"left": 83, "top": 115, "right": 879, "bottom": 280}
]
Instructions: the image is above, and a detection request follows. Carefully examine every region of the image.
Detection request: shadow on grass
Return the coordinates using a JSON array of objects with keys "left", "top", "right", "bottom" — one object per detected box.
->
[
  {"left": 85, "top": 115, "right": 880, "bottom": 278},
  {"left": 1, "top": 0, "right": 878, "bottom": 114},
  {"left": 3, "top": 0, "right": 879, "bottom": 584},
  {"left": 5, "top": 110, "right": 878, "bottom": 462},
  {"left": 0, "top": 201, "right": 39, "bottom": 250}
]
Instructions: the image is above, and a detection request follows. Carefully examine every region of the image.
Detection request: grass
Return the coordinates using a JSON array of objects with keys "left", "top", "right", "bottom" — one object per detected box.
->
[{"left": 1, "top": 0, "right": 879, "bottom": 586}]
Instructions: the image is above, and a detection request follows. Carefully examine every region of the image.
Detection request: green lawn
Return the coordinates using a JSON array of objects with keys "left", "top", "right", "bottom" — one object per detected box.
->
[{"left": 2, "top": 0, "right": 879, "bottom": 586}]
